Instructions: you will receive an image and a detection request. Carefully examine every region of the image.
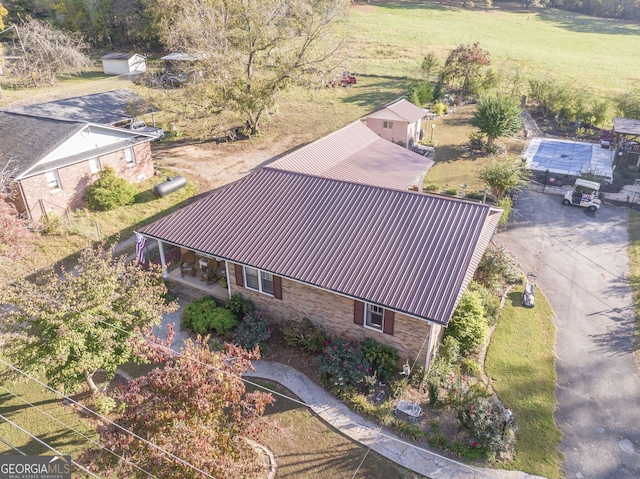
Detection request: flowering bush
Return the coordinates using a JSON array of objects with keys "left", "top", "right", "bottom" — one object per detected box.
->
[
  {"left": 315, "top": 337, "right": 373, "bottom": 396},
  {"left": 444, "top": 374, "right": 490, "bottom": 409},
  {"left": 458, "top": 395, "right": 517, "bottom": 456},
  {"left": 474, "top": 241, "right": 520, "bottom": 289},
  {"left": 233, "top": 310, "right": 271, "bottom": 354}
]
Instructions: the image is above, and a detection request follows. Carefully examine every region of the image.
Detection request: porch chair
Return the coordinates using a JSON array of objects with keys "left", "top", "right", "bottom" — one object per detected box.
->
[
  {"left": 200, "top": 258, "right": 220, "bottom": 285},
  {"left": 180, "top": 251, "right": 196, "bottom": 277}
]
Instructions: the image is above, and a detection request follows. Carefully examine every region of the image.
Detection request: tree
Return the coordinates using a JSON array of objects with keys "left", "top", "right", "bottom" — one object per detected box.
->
[
  {"left": 145, "top": 0, "right": 348, "bottom": 135},
  {"left": 478, "top": 155, "right": 531, "bottom": 201},
  {"left": 442, "top": 42, "right": 491, "bottom": 96},
  {"left": 0, "top": 160, "right": 34, "bottom": 283},
  {"left": 410, "top": 81, "right": 433, "bottom": 107},
  {"left": 4, "top": 18, "right": 93, "bottom": 87},
  {"left": 470, "top": 94, "right": 523, "bottom": 145},
  {"left": 0, "top": 242, "right": 177, "bottom": 394},
  {"left": 614, "top": 89, "right": 640, "bottom": 120},
  {"left": 86, "top": 339, "right": 274, "bottom": 479},
  {"left": 420, "top": 52, "right": 440, "bottom": 82}
]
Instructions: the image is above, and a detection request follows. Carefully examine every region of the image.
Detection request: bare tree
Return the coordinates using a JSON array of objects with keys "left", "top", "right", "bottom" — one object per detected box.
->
[
  {"left": 4, "top": 18, "right": 93, "bottom": 87},
  {"left": 146, "top": 0, "right": 348, "bottom": 135}
]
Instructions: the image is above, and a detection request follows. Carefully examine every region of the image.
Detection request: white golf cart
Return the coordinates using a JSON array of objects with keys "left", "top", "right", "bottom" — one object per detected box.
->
[{"left": 563, "top": 178, "right": 601, "bottom": 212}]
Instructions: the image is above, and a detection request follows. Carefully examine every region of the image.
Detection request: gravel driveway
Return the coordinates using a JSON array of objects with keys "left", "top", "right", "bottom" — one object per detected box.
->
[{"left": 498, "top": 190, "right": 640, "bottom": 479}]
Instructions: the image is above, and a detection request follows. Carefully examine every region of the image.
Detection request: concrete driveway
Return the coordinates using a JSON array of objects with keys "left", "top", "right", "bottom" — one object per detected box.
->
[{"left": 497, "top": 190, "right": 640, "bottom": 479}]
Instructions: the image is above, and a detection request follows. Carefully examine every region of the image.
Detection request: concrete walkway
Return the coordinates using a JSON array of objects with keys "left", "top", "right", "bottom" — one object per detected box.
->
[{"left": 245, "top": 361, "right": 546, "bottom": 479}]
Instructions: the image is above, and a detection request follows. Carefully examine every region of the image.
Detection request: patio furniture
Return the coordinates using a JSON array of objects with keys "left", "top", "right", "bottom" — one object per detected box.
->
[
  {"left": 180, "top": 251, "right": 196, "bottom": 277},
  {"left": 200, "top": 258, "right": 219, "bottom": 285}
]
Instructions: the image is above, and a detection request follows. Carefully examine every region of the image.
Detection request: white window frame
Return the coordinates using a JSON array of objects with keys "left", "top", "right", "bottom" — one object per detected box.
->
[
  {"left": 383, "top": 121, "right": 393, "bottom": 129},
  {"left": 88, "top": 157, "right": 101, "bottom": 174},
  {"left": 364, "top": 303, "right": 384, "bottom": 332},
  {"left": 243, "top": 266, "right": 274, "bottom": 296},
  {"left": 124, "top": 147, "right": 136, "bottom": 167},
  {"left": 45, "top": 170, "right": 61, "bottom": 191}
]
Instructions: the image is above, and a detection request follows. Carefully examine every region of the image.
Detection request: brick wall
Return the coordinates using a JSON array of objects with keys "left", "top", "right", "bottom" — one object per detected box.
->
[
  {"left": 15, "top": 142, "right": 154, "bottom": 221},
  {"left": 228, "top": 262, "right": 435, "bottom": 365}
]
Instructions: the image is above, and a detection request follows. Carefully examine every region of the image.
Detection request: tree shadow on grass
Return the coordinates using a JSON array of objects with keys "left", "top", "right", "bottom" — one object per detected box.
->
[{"left": 536, "top": 8, "right": 640, "bottom": 36}]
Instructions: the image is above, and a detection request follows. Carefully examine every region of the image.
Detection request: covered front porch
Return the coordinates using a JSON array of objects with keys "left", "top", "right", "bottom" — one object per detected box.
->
[{"left": 147, "top": 238, "right": 231, "bottom": 302}]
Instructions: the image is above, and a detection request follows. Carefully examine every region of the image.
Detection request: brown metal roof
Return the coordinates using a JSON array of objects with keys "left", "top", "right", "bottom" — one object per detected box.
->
[
  {"left": 368, "top": 98, "right": 426, "bottom": 123},
  {"left": 139, "top": 168, "right": 500, "bottom": 325},
  {"left": 269, "top": 121, "right": 433, "bottom": 189},
  {"left": 613, "top": 118, "right": 640, "bottom": 136}
]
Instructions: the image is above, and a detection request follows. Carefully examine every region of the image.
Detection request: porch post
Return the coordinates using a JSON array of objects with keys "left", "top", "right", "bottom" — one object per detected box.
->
[
  {"left": 157, "top": 239, "right": 168, "bottom": 278},
  {"left": 424, "top": 324, "right": 436, "bottom": 372},
  {"left": 418, "top": 172, "right": 425, "bottom": 193},
  {"left": 224, "top": 261, "right": 232, "bottom": 298}
]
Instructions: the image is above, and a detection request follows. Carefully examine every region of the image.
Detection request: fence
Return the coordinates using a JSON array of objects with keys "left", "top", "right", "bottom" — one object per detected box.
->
[{"left": 37, "top": 199, "right": 102, "bottom": 242}]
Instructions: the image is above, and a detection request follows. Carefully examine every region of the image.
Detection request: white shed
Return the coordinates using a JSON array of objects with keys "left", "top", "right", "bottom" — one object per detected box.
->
[{"left": 101, "top": 53, "right": 147, "bottom": 75}]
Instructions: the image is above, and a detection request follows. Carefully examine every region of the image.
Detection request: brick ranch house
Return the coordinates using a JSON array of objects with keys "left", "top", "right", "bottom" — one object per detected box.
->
[
  {"left": 364, "top": 98, "right": 426, "bottom": 149},
  {"left": 138, "top": 168, "right": 501, "bottom": 369},
  {"left": 0, "top": 112, "right": 155, "bottom": 221}
]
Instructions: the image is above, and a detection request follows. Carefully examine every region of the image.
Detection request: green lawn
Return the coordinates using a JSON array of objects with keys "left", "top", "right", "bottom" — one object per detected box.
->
[
  {"left": 346, "top": 0, "right": 640, "bottom": 97},
  {"left": 484, "top": 288, "right": 562, "bottom": 479}
]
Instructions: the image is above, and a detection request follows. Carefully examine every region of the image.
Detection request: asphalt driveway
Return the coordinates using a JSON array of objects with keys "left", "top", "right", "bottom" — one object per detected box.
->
[{"left": 497, "top": 190, "right": 640, "bottom": 479}]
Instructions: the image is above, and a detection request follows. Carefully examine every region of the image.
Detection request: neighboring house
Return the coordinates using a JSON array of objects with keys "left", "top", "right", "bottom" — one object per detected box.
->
[
  {"left": 100, "top": 53, "right": 147, "bottom": 76},
  {"left": 2, "top": 89, "right": 159, "bottom": 127},
  {"left": 365, "top": 98, "right": 426, "bottom": 148},
  {"left": 269, "top": 120, "right": 434, "bottom": 191},
  {"left": 138, "top": 168, "right": 502, "bottom": 368},
  {"left": 0, "top": 112, "right": 155, "bottom": 221}
]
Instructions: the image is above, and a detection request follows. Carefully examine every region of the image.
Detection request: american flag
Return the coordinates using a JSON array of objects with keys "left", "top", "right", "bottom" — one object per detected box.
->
[{"left": 135, "top": 233, "right": 146, "bottom": 264}]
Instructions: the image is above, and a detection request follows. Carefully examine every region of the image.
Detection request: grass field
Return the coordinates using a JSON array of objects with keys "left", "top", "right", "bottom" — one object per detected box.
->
[
  {"left": 485, "top": 288, "right": 562, "bottom": 479},
  {"left": 346, "top": 0, "right": 640, "bottom": 97}
]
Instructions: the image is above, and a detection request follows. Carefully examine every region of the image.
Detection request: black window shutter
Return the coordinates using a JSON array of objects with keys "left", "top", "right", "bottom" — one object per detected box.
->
[
  {"left": 234, "top": 264, "right": 244, "bottom": 287},
  {"left": 354, "top": 301, "right": 364, "bottom": 325},
  {"left": 383, "top": 310, "right": 395, "bottom": 335},
  {"left": 273, "top": 275, "right": 282, "bottom": 299}
]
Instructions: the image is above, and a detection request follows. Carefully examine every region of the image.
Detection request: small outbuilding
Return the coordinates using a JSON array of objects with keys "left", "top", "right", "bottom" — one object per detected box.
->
[
  {"left": 364, "top": 98, "right": 426, "bottom": 149},
  {"left": 101, "top": 53, "right": 147, "bottom": 75}
]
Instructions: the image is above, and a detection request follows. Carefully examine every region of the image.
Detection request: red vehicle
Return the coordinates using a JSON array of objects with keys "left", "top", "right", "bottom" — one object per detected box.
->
[{"left": 338, "top": 70, "right": 357, "bottom": 87}]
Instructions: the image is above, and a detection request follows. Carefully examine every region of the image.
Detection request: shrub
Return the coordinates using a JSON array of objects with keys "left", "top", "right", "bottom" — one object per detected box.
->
[
  {"left": 446, "top": 289, "right": 489, "bottom": 355},
  {"left": 392, "top": 418, "right": 425, "bottom": 441},
  {"left": 86, "top": 167, "right": 137, "bottom": 211},
  {"left": 93, "top": 395, "right": 116, "bottom": 415},
  {"left": 427, "top": 429, "right": 450, "bottom": 449},
  {"left": 432, "top": 101, "right": 448, "bottom": 116},
  {"left": 458, "top": 395, "right": 517, "bottom": 455},
  {"left": 474, "top": 241, "right": 520, "bottom": 289},
  {"left": 461, "top": 358, "right": 482, "bottom": 376},
  {"left": 467, "top": 281, "right": 501, "bottom": 326},
  {"left": 425, "top": 183, "right": 441, "bottom": 192},
  {"left": 445, "top": 374, "right": 491, "bottom": 410},
  {"left": 41, "top": 214, "right": 64, "bottom": 235},
  {"left": 315, "top": 337, "right": 372, "bottom": 396},
  {"left": 361, "top": 338, "right": 399, "bottom": 380},
  {"left": 233, "top": 309, "right": 271, "bottom": 353},
  {"left": 225, "top": 293, "right": 254, "bottom": 320},
  {"left": 282, "top": 318, "right": 326, "bottom": 353},
  {"left": 181, "top": 296, "right": 237, "bottom": 335},
  {"left": 444, "top": 188, "right": 459, "bottom": 196},
  {"left": 497, "top": 196, "right": 512, "bottom": 226}
]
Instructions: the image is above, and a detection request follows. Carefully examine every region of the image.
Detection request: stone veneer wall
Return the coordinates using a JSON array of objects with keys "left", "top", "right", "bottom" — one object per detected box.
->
[{"left": 228, "top": 262, "right": 436, "bottom": 365}]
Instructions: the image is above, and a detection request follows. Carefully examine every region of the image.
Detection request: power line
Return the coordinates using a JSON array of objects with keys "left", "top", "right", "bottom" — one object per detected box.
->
[
  {"left": 0, "top": 435, "right": 26, "bottom": 455},
  {"left": 0, "top": 358, "right": 218, "bottom": 479},
  {"left": 0, "top": 413, "right": 102, "bottom": 479},
  {"left": 0, "top": 385, "right": 159, "bottom": 479},
  {"left": 4, "top": 282, "right": 506, "bottom": 479}
]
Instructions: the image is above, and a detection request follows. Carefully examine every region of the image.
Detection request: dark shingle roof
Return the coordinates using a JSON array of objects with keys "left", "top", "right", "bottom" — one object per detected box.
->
[
  {"left": 269, "top": 121, "right": 433, "bottom": 189},
  {"left": 0, "top": 112, "right": 85, "bottom": 177},
  {"left": 139, "top": 168, "right": 501, "bottom": 325},
  {"left": 2, "top": 89, "right": 156, "bottom": 125}
]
